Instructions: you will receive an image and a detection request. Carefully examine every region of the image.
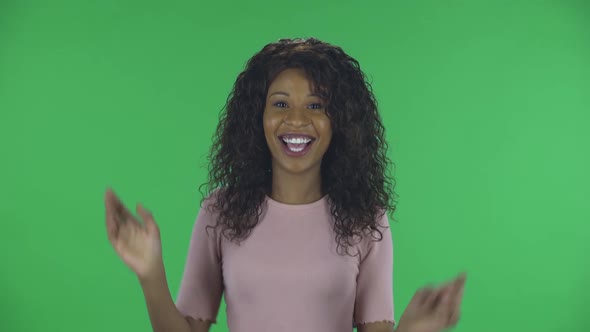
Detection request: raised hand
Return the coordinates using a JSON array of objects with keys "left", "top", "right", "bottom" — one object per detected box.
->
[
  {"left": 105, "top": 188, "right": 164, "bottom": 281},
  {"left": 396, "top": 273, "right": 466, "bottom": 332}
]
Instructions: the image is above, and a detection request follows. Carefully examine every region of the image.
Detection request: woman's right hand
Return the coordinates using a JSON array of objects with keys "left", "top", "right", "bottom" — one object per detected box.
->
[{"left": 105, "top": 188, "right": 164, "bottom": 281}]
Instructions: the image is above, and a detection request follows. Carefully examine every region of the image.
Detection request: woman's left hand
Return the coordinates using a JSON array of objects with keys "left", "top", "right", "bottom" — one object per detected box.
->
[{"left": 395, "top": 273, "right": 466, "bottom": 332}]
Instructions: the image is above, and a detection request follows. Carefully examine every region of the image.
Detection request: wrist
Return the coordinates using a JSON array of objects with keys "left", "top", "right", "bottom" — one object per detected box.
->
[{"left": 138, "top": 261, "right": 167, "bottom": 287}]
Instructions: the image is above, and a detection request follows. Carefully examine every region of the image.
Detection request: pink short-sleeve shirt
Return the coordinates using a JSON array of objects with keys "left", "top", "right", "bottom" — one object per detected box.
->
[{"left": 175, "top": 194, "right": 395, "bottom": 332}]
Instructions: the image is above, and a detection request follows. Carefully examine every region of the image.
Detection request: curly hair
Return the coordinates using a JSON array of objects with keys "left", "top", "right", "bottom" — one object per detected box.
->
[{"left": 200, "top": 37, "right": 397, "bottom": 254}]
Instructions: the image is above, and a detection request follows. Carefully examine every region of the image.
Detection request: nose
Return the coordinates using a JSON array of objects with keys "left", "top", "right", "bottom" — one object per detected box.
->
[{"left": 283, "top": 107, "right": 311, "bottom": 127}]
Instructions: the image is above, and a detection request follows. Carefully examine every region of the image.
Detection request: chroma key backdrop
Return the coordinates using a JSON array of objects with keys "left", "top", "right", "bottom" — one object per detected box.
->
[{"left": 1, "top": 1, "right": 589, "bottom": 332}]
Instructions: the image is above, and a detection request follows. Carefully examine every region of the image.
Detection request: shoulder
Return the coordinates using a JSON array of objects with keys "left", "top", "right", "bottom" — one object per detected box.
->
[
  {"left": 200, "top": 188, "right": 222, "bottom": 212},
  {"left": 357, "top": 210, "right": 393, "bottom": 260},
  {"left": 372, "top": 210, "right": 392, "bottom": 243},
  {"left": 362, "top": 209, "right": 392, "bottom": 242},
  {"left": 196, "top": 188, "right": 227, "bottom": 220},
  {"left": 192, "top": 189, "right": 224, "bottom": 233}
]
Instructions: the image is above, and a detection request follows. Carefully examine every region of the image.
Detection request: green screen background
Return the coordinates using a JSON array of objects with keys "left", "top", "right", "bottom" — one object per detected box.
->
[{"left": 1, "top": 1, "right": 589, "bottom": 331}]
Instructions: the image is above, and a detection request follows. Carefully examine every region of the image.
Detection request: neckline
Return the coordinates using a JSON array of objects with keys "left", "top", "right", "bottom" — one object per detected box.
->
[{"left": 265, "top": 194, "right": 328, "bottom": 210}]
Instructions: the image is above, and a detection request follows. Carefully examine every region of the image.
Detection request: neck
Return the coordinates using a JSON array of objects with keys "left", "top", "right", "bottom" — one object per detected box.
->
[{"left": 269, "top": 167, "right": 323, "bottom": 205}]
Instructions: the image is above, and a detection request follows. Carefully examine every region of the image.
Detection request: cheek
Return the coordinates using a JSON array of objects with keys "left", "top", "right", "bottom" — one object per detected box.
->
[
  {"left": 316, "top": 117, "right": 333, "bottom": 140},
  {"left": 321, "top": 124, "right": 333, "bottom": 149},
  {"left": 262, "top": 112, "right": 273, "bottom": 134},
  {"left": 262, "top": 112, "right": 281, "bottom": 143}
]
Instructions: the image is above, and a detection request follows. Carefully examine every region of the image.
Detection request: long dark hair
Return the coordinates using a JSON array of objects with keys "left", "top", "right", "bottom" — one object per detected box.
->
[{"left": 200, "top": 37, "right": 397, "bottom": 254}]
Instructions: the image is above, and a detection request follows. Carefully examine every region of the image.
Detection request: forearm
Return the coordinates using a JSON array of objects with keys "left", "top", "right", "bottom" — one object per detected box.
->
[
  {"left": 139, "top": 268, "right": 191, "bottom": 332},
  {"left": 392, "top": 322, "right": 409, "bottom": 332}
]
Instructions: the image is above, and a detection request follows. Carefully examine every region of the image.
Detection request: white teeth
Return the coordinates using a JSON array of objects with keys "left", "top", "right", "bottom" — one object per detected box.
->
[
  {"left": 289, "top": 147, "right": 304, "bottom": 152},
  {"left": 282, "top": 137, "right": 312, "bottom": 144}
]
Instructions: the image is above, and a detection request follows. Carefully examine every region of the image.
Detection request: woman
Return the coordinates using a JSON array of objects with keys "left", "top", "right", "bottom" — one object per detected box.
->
[{"left": 105, "top": 38, "right": 466, "bottom": 332}]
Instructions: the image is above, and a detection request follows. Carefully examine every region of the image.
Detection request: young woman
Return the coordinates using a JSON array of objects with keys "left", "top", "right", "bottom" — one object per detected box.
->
[{"left": 105, "top": 38, "right": 466, "bottom": 332}]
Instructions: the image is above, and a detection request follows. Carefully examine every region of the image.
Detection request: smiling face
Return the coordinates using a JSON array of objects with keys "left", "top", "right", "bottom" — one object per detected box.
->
[{"left": 263, "top": 68, "right": 332, "bottom": 177}]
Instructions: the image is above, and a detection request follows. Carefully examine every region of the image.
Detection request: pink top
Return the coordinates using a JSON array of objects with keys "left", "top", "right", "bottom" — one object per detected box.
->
[{"left": 175, "top": 194, "right": 395, "bottom": 332}]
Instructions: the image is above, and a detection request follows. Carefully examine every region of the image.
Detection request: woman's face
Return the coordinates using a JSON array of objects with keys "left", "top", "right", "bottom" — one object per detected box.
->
[{"left": 263, "top": 68, "right": 332, "bottom": 176}]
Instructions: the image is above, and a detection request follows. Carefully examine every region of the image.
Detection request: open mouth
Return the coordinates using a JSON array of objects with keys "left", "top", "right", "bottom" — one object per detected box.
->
[{"left": 278, "top": 134, "right": 316, "bottom": 156}]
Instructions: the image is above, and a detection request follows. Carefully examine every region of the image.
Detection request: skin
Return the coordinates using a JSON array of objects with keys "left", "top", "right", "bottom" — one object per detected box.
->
[
  {"left": 358, "top": 274, "right": 466, "bottom": 332},
  {"left": 104, "top": 67, "right": 466, "bottom": 332},
  {"left": 105, "top": 190, "right": 201, "bottom": 332},
  {"left": 263, "top": 68, "right": 332, "bottom": 205},
  {"left": 263, "top": 67, "right": 467, "bottom": 332}
]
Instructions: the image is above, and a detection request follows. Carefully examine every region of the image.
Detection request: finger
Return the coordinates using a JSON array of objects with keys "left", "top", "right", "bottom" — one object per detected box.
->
[
  {"left": 423, "top": 286, "right": 439, "bottom": 309},
  {"left": 437, "top": 273, "right": 467, "bottom": 304},
  {"left": 107, "top": 190, "right": 146, "bottom": 233},
  {"left": 448, "top": 309, "right": 461, "bottom": 327},
  {"left": 441, "top": 276, "right": 465, "bottom": 302},
  {"left": 113, "top": 218, "right": 138, "bottom": 253},
  {"left": 106, "top": 219, "right": 119, "bottom": 243},
  {"left": 439, "top": 278, "right": 454, "bottom": 289},
  {"left": 106, "top": 213, "right": 119, "bottom": 241},
  {"left": 449, "top": 273, "right": 466, "bottom": 303},
  {"left": 115, "top": 200, "right": 132, "bottom": 224},
  {"left": 105, "top": 188, "right": 121, "bottom": 242},
  {"left": 454, "top": 272, "right": 467, "bottom": 289},
  {"left": 451, "top": 282, "right": 466, "bottom": 313},
  {"left": 446, "top": 279, "right": 466, "bottom": 327},
  {"left": 440, "top": 273, "right": 465, "bottom": 291},
  {"left": 137, "top": 203, "right": 159, "bottom": 234},
  {"left": 433, "top": 288, "right": 454, "bottom": 326},
  {"left": 119, "top": 212, "right": 145, "bottom": 240},
  {"left": 435, "top": 286, "right": 452, "bottom": 309},
  {"left": 106, "top": 188, "right": 126, "bottom": 222},
  {"left": 407, "top": 286, "right": 430, "bottom": 310},
  {"left": 105, "top": 188, "right": 117, "bottom": 221}
]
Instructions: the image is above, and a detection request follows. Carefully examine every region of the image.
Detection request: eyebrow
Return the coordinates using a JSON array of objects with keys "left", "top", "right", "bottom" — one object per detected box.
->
[{"left": 268, "top": 91, "right": 323, "bottom": 98}]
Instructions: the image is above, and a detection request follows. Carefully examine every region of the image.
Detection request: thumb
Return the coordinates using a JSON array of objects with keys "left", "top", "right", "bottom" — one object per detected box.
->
[{"left": 137, "top": 203, "right": 159, "bottom": 234}]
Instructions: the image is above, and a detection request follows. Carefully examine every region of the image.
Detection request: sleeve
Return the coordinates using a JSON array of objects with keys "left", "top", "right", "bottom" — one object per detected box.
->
[
  {"left": 175, "top": 202, "right": 224, "bottom": 323},
  {"left": 353, "top": 212, "right": 395, "bottom": 327}
]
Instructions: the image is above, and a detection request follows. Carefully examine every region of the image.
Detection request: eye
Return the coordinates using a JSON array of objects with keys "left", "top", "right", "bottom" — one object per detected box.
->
[
  {"left": 308, "top": 103, "right": 324, "bottom": 110},
  {"left": 273, "top": 101, "right": 288, "bottom": 108}
]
